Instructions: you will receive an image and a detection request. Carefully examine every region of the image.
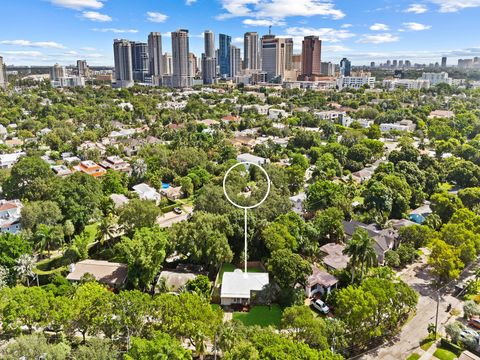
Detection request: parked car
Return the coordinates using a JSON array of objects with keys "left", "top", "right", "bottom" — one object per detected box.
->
[
  {"left": 460, "top": 329, "right": 479, "bottom": 341},
  {"left": 469, "top": 318, "right": 480, "bottom": 329},
  {"left": 311, "top": 299, "right": 330, "bottom": 314},
  {"left": 173, "top": 207, "right": 183, "bottom": 214}
]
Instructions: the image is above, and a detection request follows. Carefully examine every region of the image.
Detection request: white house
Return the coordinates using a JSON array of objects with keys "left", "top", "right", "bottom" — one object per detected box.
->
[
  {"left": 268, "top": 109, "right": 289, "bottom": 121},
  {"left": 0, "top": 152, "right": 26, "bottom": 169},
  {"left": 237, "top": 153, "right": 270, "bottom": 166},
  {"left": 132, "top": 183, "right": 161, "bottom": 204},
  {"left": 305, "top": 265, "right": 339, "bottom": 298},
  {"left": 0, "top": 199, "right": 23, "bottom": 234},
  {"left": 380, "top": 120, "right": 416, "bottom": 133},
  {"left": 220, "top": 269, "right": 269, "bottom": 306},
  {"left": 337, "top": 76, "right": 375, "bottom": 90}
]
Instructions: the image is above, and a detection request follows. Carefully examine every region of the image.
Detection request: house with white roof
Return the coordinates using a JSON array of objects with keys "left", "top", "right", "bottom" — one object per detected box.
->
[
  {"left": 220, "top": 269, "right": 269, "bottom": 306},
  {"left": 0, "top": 199, "right": 23, "bottom": 234},
  {"left": 0, "top": 152, "right": 26, "bottom": 169},
  {"left": 132, "top": 183, "right": 161, "bottom": 204},
  {"left": 237, "top": 153, "right": 270, "bottom": 166}
]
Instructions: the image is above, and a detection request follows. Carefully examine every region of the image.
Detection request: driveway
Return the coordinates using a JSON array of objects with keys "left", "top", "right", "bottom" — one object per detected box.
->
[
  {"left": 157, "top": 205, "right": 193, "bottom": 228},
  {"left": 357, "top": 249, "right": 478, "bottom": 360}
]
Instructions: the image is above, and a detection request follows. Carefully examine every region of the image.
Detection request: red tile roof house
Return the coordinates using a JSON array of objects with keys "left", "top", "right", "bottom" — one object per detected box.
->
[
  {"left": 0, "top": 199, "right": 23, "bottom": 234},
  {"left": 221, "top": 115, "right": 241, "bottom": 123}
]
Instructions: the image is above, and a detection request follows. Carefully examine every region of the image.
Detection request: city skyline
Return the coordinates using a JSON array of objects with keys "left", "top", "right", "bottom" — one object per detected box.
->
[{"left": 1, "top": 0, "right": 480, "bottom": 66}]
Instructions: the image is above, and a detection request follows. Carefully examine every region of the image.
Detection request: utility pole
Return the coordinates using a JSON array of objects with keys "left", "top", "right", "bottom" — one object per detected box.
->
[{"left": 434, "top": 290, "right": 440, "bottom": 335}]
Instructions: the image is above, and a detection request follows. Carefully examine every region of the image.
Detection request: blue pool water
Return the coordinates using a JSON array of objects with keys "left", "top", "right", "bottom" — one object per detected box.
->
[{"left": 161, "top": 183, "right": 170, "bottom": 189}]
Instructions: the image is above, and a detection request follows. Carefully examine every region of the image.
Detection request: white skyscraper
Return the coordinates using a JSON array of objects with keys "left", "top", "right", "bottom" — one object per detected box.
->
[
  {"left": 171, "top": 29, "right": 192, "bottom": 88},
  {"left": 162, "top": 53, "right": 173, "bottom": 76},
  {"left": 0, "top": 56, "right": 7, "bottom": 90},
  {"left": 113, "top": 39, "right": 134, "bottom": 88},
  {"left": 229, "top": 45, "right": 241, "bottom": 77},
  {"left": 244, "top": 32, "right": 260, "bottom": 70},
  {"left": 148, "top": 32, "right": 163, "bottom": 86}
]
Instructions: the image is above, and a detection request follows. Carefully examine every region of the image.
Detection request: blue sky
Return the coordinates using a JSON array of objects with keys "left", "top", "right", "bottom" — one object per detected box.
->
[{"left": 1, "top": 0, "right": 480, "bottom": 66}]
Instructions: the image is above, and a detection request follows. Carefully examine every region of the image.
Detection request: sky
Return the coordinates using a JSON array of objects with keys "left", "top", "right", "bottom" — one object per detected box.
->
[{"left": 1, "top": 0, "right": 480, "bottom": 66}]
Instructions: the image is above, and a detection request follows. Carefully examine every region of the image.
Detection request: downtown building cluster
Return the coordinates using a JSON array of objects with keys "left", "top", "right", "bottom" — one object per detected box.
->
[{"left": 113, "top": 29, "right": 341, "bottom": 88}]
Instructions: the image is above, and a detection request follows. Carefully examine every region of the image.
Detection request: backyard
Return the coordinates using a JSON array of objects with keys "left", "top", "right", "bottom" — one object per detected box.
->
[{"left": 233, "top": 305, "right": 282, "bottom": 328}]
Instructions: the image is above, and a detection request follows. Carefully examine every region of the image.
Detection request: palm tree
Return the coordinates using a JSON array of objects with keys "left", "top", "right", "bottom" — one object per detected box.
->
[
  {"left": 343, "top": 228, "right": 378, "bottom": 284},
  {"left": 34, "top": 224, "right": 62, "bottom": 257},
  {"left": 96, "top": 213, "right": 120, "bottom": 245},
  {"left": 15, "top": 254, "right": 36, "bottom": 287}
]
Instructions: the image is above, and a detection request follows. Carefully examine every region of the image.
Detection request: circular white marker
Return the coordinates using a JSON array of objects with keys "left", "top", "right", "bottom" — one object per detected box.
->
[{"left": 223, "top": 161, "right": 271, "bottom": 275}]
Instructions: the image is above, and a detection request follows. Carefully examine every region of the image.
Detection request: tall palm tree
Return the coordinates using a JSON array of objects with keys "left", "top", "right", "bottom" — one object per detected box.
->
[
  {"left": 96, "top": 213, "right": 120, "bottom": 245},
  {"left": 343, "top": 228, "right": 378, "bottom": 284},
  {"left": 34, "top": 224, "right": 62, "bottom": 257}
]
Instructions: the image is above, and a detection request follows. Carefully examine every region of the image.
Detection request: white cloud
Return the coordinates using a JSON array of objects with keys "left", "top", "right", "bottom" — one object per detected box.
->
[
  {"left": 243, "top": 18, "right": 285, "bottom": 26},
  {"left": 186, "top": 0, "right": 197, "bottom": 4},
  {"left": 428, "top": 0, "right": 480, "bottom": 12},
  {"left": 324, "top": 45, "right": 350, "bottom": 52},
  {"left": 358, "top": 33, "right": 400, "bottom": 44},
  {"left": 0, "top": 40, "right": 65, "bottom": 49},
  {"left": 80, "top": 46, "right": 96, "bottom": 51},
  {"left": 403, "top": 22, "right": 431, "bottom": 30},
  {"left": 341, "top": 24, "right": 353, "bottom": 28},
  {"left": 369, "top": 23, "right": 389, "bottom": 31},
  {"left": 49, "top": 0, "right": 103, "bottom": 10},
  {"left": 3, "top": 51, "right": 43, "bottom": 57},
  {"left": 81, "top": 11, "right": 112, "bottom": 22},
  {"left": 92, "top": 28, "right": 139, "bottom": 33},
  {"left": 146, "top": 11, "right": 168, "bottom": 23},
  {"left": 232, "top": 37, "right": 244, "bottom": 45},
  {"left": 217, "top": 0, "right": 345, "bottom": 20},
  {"left": 284, "top": 27, "right": 355, "bottom": 43},
  {"left": 405, "top": 4, "right": 428, "bottom": 13}
]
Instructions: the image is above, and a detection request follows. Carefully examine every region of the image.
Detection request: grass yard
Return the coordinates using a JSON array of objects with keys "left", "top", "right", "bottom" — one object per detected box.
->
[
  {"left": 233, "top": 305, "right": 282, "bottom": 328},
  {"left": 433, "top": 348, "right": 457, "bottom": 360},
  {"left": 420, "top": 335, "right": 438, "bottom": 351},
  {"left": 406, "top": 353, "right": 421, "bottom": 360}
]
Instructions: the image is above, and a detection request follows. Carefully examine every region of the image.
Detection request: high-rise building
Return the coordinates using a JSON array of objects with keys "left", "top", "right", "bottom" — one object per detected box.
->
[
  {"left": 130, "top": 42, "right": 149, "bottom": 82},
  {"left": 204, "top": 30, "right": 215, "bottom": 59},
  {"left": 441, "top": 56, "right": 447, "bottom": 68},
  {"left": 292, "top": 54, "right": 302, "bottom": 72},
  {"left": 148, "top": 32, "right": 163, "bottom": 86},
  {"left": 244, "top": 32, "right": 260, "bottom": 70},
  {"left": 171, "top": 29, "right": 192, "bottom": 88},
  {"left": 219, "top": 34, "right": 231, "bottom": 78},
  {"left": 0, "top": 56, "right": 6, "bottom": 90},
  {"left": 340, "top": 58, "right": 351, "bottom": 76},
  {"left": 202, "top": 30, "right": 217, "bottom": 85},
  {"left": 188, "top": 53, "right": 198, "bottom": 78},
  {"left": 301, "top": 36, "right": 322, "bottom": 77},
  {"left": 370, "top": 62, "right": 375, "bottom": 68},
  {"left": 77, "top": 60, "right": 89, "bottom": 77},
  {"left": 261, "top": 34, "right": 293, "bottom": 82},
  {"left": 229, "top": 45, "right": 241, "bottom": 77},
  {"left": 405, "top": 60, "right": 412, "bottom": 67},
  {"left": 392, "top": 60, "right": 398, "bottom": 68},
  {"left": 320, "top": 62, "right": 335, "bottom": 76},
  {"left": 51, "top": 63, "right": 65, "bottom": 81},
  {"left": 162, "top": 53, "right": 173, "bottom": 75},
  {"left": 113, "top": 39, "right": 134, "bottom": 88}
]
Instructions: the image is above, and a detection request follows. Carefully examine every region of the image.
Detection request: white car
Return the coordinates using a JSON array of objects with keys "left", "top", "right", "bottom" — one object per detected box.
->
[
  {"left": 460, "top": 329, "right": 479, "bottom": 341},
  {"left": 312, "top": 299, "right": 330, "bottom": 314}
]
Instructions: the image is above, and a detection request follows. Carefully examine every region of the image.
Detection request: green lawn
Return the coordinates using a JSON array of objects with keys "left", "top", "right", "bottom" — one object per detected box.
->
[
  {"left": 233, "top": 305, "right": 282, "bottom": 328},
  {"left": 420, "top": 335, "right": 438, "bottom": 351},
  {"left": 406, "top": 353, "right": 421, "bottom": 360},
  {"left": 433, "top": 348, "right": 457, "bottom": 360}
]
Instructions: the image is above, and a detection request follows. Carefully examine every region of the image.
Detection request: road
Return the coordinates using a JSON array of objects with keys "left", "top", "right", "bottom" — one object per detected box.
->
[
  {"left": 156, "top": 205, "right": 193, "bottom": 228},
  {"left": 358, "top": 250, "right": 477, "bottom": 360}
]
